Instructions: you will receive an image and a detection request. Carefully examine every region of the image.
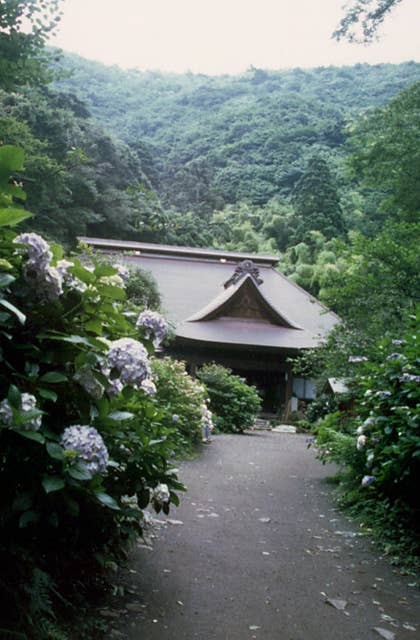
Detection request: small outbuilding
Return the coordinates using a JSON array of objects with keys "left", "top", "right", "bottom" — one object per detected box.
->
[{"left": 80, "top": 238, "right": 339, "bottom": 415}]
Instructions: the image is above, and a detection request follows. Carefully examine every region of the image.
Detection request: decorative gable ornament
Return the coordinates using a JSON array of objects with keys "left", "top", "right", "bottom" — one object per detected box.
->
[{"left": 224, "top": 260, "right": 263, "bottom": 288}]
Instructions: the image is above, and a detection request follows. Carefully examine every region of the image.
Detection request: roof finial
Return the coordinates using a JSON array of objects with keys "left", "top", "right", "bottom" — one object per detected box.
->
[{"left": 224, "top": 260, "right": 264, "bottom": 288}]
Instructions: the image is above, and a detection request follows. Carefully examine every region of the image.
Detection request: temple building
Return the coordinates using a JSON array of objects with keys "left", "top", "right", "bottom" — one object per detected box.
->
[{"left": 80, "top": 238, "right": 339, "bottom": 415}]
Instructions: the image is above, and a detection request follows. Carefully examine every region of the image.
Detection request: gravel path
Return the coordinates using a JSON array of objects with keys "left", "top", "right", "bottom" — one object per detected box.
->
[{"left": 109, "top": 432, "right": 419, "bottom": 640}]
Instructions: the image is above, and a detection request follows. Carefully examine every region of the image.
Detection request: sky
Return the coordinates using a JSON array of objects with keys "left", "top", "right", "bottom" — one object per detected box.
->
[{"left": 50, "top": 0, "right": 420, "bottom": 75}]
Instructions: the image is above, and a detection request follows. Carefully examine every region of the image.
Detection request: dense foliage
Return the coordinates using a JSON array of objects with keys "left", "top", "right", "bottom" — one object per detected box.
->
[
  {"left": 312, "top": 313, "right": 420, "bottom": 566},
  {"left": 0, "top": 146, "right": 211, "bottom": 638},
  {"left": 150, "top": 358, "right": 208, "bottom": 453},
  {"left": 197, "top": 363, "right": 261, "bottom": 433},
  {"left": 55, "top": 55, "right": 419, "bottom": 217}
]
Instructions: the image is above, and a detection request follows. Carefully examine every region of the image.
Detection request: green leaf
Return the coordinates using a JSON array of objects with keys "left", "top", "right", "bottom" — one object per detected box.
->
[
  {"left": 38, "top": 388, "right": 58, "bottom": 402},
  {"left": 84, "top": 319, "right": 103, "bottom": 335},
  {"left": 94, "top": 264, "right": 118, "bottom": 277},
  {"left": 39, "top": 371, "right": 68, "bottom": 383},
  {"left": 46, "top": 442, "right": 64, "bottom": 460},
  {"left": 0, "top": 274, "right": 15, "bottom": 288},
  {"left": 15, "top": 430, "right": 45, "bottom": 444},
  {"left": 0, "top": 208, "right": 32, "bottom": 227},
  {"left": 95, "top": 492, "right": 120, "bottom": 511},
  {"left": 67, "top": 464, "right": 92, "bottom": 481},
  {"left": 19, "top": 510, "right": 39, "bottom": 528},
  {"left": 98, "top": 284, "right": 126, "bottom": 300},
  {"left": 0, "top": 299, "right": 26, "bottom": 324},
  {"left": 7, "top": 384, "right": 21, "bottom": 409},
  {"left": 42, "top": 475, "right": 65, "bottom": 494},
  {"left": 0, "top": 145, "right": 25, "bottom": 173}
]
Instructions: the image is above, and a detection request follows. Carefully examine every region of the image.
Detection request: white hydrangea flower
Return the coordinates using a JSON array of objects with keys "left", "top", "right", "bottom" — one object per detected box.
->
[
  {"left": 152, "top": 483, "right": 170, "bottom": 505},
  {"left": 104, "top": 338, "right": 151, "bottom": 392},
  {"left": 0, "top": 393, "right": 42, "bottom": 431},
  {"left": 57, "top": 259, "right": 87, "bottom": 293},
  {"left": 114, "top": 263, "right": 130, "bottom": 282},
  {"left": 141, "top": 378, "right": 157, "bottom": 396},
  {"left": 361, "top": 475, "right": 376, "bottom": 487},
  {"left": 60, "top": 425, "right": 109, "bottom": 475},
  {"left": 356, "top": 425, "right": 364, "bottom": 436},
  {"left": 356, "top": 435, "right": 367, "bottom": 450},
  {"left": 99, "top": 274, "right": 125, "bottom": 288},
  {"left": 136, "top": 310, "right": 168, "bottom": 347}
]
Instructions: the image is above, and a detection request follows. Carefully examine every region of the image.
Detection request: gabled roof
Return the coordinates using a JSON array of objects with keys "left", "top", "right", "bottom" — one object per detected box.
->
[
  {"left": 80, "top": 237, "right": 340, "bottom": 351},
  {"left": 187, "top": 273, "right": 301, "bottom": 329}
]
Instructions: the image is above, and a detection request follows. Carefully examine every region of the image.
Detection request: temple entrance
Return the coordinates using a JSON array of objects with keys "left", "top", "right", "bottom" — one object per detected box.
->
[{"left": 233, "top": 369, "right": 285, "bottom": 414}]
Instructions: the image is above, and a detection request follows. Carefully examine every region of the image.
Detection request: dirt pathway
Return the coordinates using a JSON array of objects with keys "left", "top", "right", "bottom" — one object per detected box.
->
[{"left": 108, "top": 432, "right": 419, "bottom": 640}]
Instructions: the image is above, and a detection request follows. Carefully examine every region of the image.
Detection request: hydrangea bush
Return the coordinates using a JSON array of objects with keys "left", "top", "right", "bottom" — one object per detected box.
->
[
  {"left": 0, "top": 147, "right": 188, "bottom": 638},
  {"left": 311, "top": 312, "right": 420, "bottom": 561}
]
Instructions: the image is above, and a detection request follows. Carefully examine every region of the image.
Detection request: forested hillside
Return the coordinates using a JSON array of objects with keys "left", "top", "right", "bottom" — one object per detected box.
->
[{"left": 56, "top": 56, "right": 419, "bottom": 214}]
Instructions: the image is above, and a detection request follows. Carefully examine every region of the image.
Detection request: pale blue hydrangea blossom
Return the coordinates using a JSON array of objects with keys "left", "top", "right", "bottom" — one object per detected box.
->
[
  {"left": 104, "top": 338, "right": 151, "bottom": 393},
  {"left": 60, "top": 425, "right": 109, "bottom": 475},
  {"left": 361, "top": 475, "right": 376, "bottom": 487},
  {"left": 0, "top": 393, "right": 42, "bottom": 431},
  {"left": 14, "top": 232, "right": 63, "bottom": 300},
  {"left": 348, "top": 355, "right": 368, "bottom": 363},
  {"left": 136, "top": 310, "right": 168, "bottom": 347}
]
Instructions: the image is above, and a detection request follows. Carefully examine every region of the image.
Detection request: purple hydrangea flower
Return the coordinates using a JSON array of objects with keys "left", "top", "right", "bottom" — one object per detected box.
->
[
  {"left": 361, "top": 475, "right": 376, "bottom": 487},
  {"left": 61, "top": 425, "right": 109, "bottom": 475},
  {"left": 399, "top": 373, "right": 420, "bottom": 383},
  {"left": 136, "top": 310, "right": 168, "bottom": 347},
  {"left": 104, "top": 338, "right": 150, "bottom": 391},
  {"left": 375, "top": 390, "right": 391, "bottom": 399},
  {"left": 0, "top": 393, "right": 42, "bottom": 431},
  {"left": 386, "top": 353, "right": 405, "bottom": 361},
  {"left": 391, "top": 339, "right": 405, "bottom": 346},
  {"left": 14, "top": 232, "right": 52, "bottom": 268},
  {"left": 172, "top": 414, "right": 180, "bottom": 423},
  {"left": 348, "top": 355, "right": 369, "bottom": 363},
  {"left": 14, "top": 233, "right": 63, "bottom": 299}
]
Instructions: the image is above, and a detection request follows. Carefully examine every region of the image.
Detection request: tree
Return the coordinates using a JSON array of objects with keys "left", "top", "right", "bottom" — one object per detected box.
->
[
  {"left": 291, "top": 156, "right": 346, "bottom": 241},
  {"left": 347, "top": 82, "right": 420, "bottom": 222},
  {"left": 334, "top": 0, "right": 403, "bottom": 43},
  {"left": 0, "top": 0, "right": 63, "bottom": 90}
]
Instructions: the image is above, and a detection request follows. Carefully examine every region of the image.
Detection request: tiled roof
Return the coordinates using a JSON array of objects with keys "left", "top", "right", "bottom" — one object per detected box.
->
[{"left": 80, "top": 238, "right": 340, "bottom": 350}]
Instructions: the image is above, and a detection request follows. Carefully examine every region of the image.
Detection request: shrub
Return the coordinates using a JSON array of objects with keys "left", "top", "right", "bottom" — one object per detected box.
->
[
  {"left": 150, "top": 357, "right": 208, "bottom": 453},
  {"left": 197, "top": 363, "right": 261, "bottom": 433},
  {"left": 311, "top": 310, "right": 420, "bottom": 564},
  {"left": 0, "top": 146, "right": 185, "bottom": 638}
]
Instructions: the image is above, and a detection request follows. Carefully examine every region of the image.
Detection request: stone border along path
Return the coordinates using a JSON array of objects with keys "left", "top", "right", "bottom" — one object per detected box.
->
[{"left": 106, "top": 432, "right": 419, "bottom": 640}]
